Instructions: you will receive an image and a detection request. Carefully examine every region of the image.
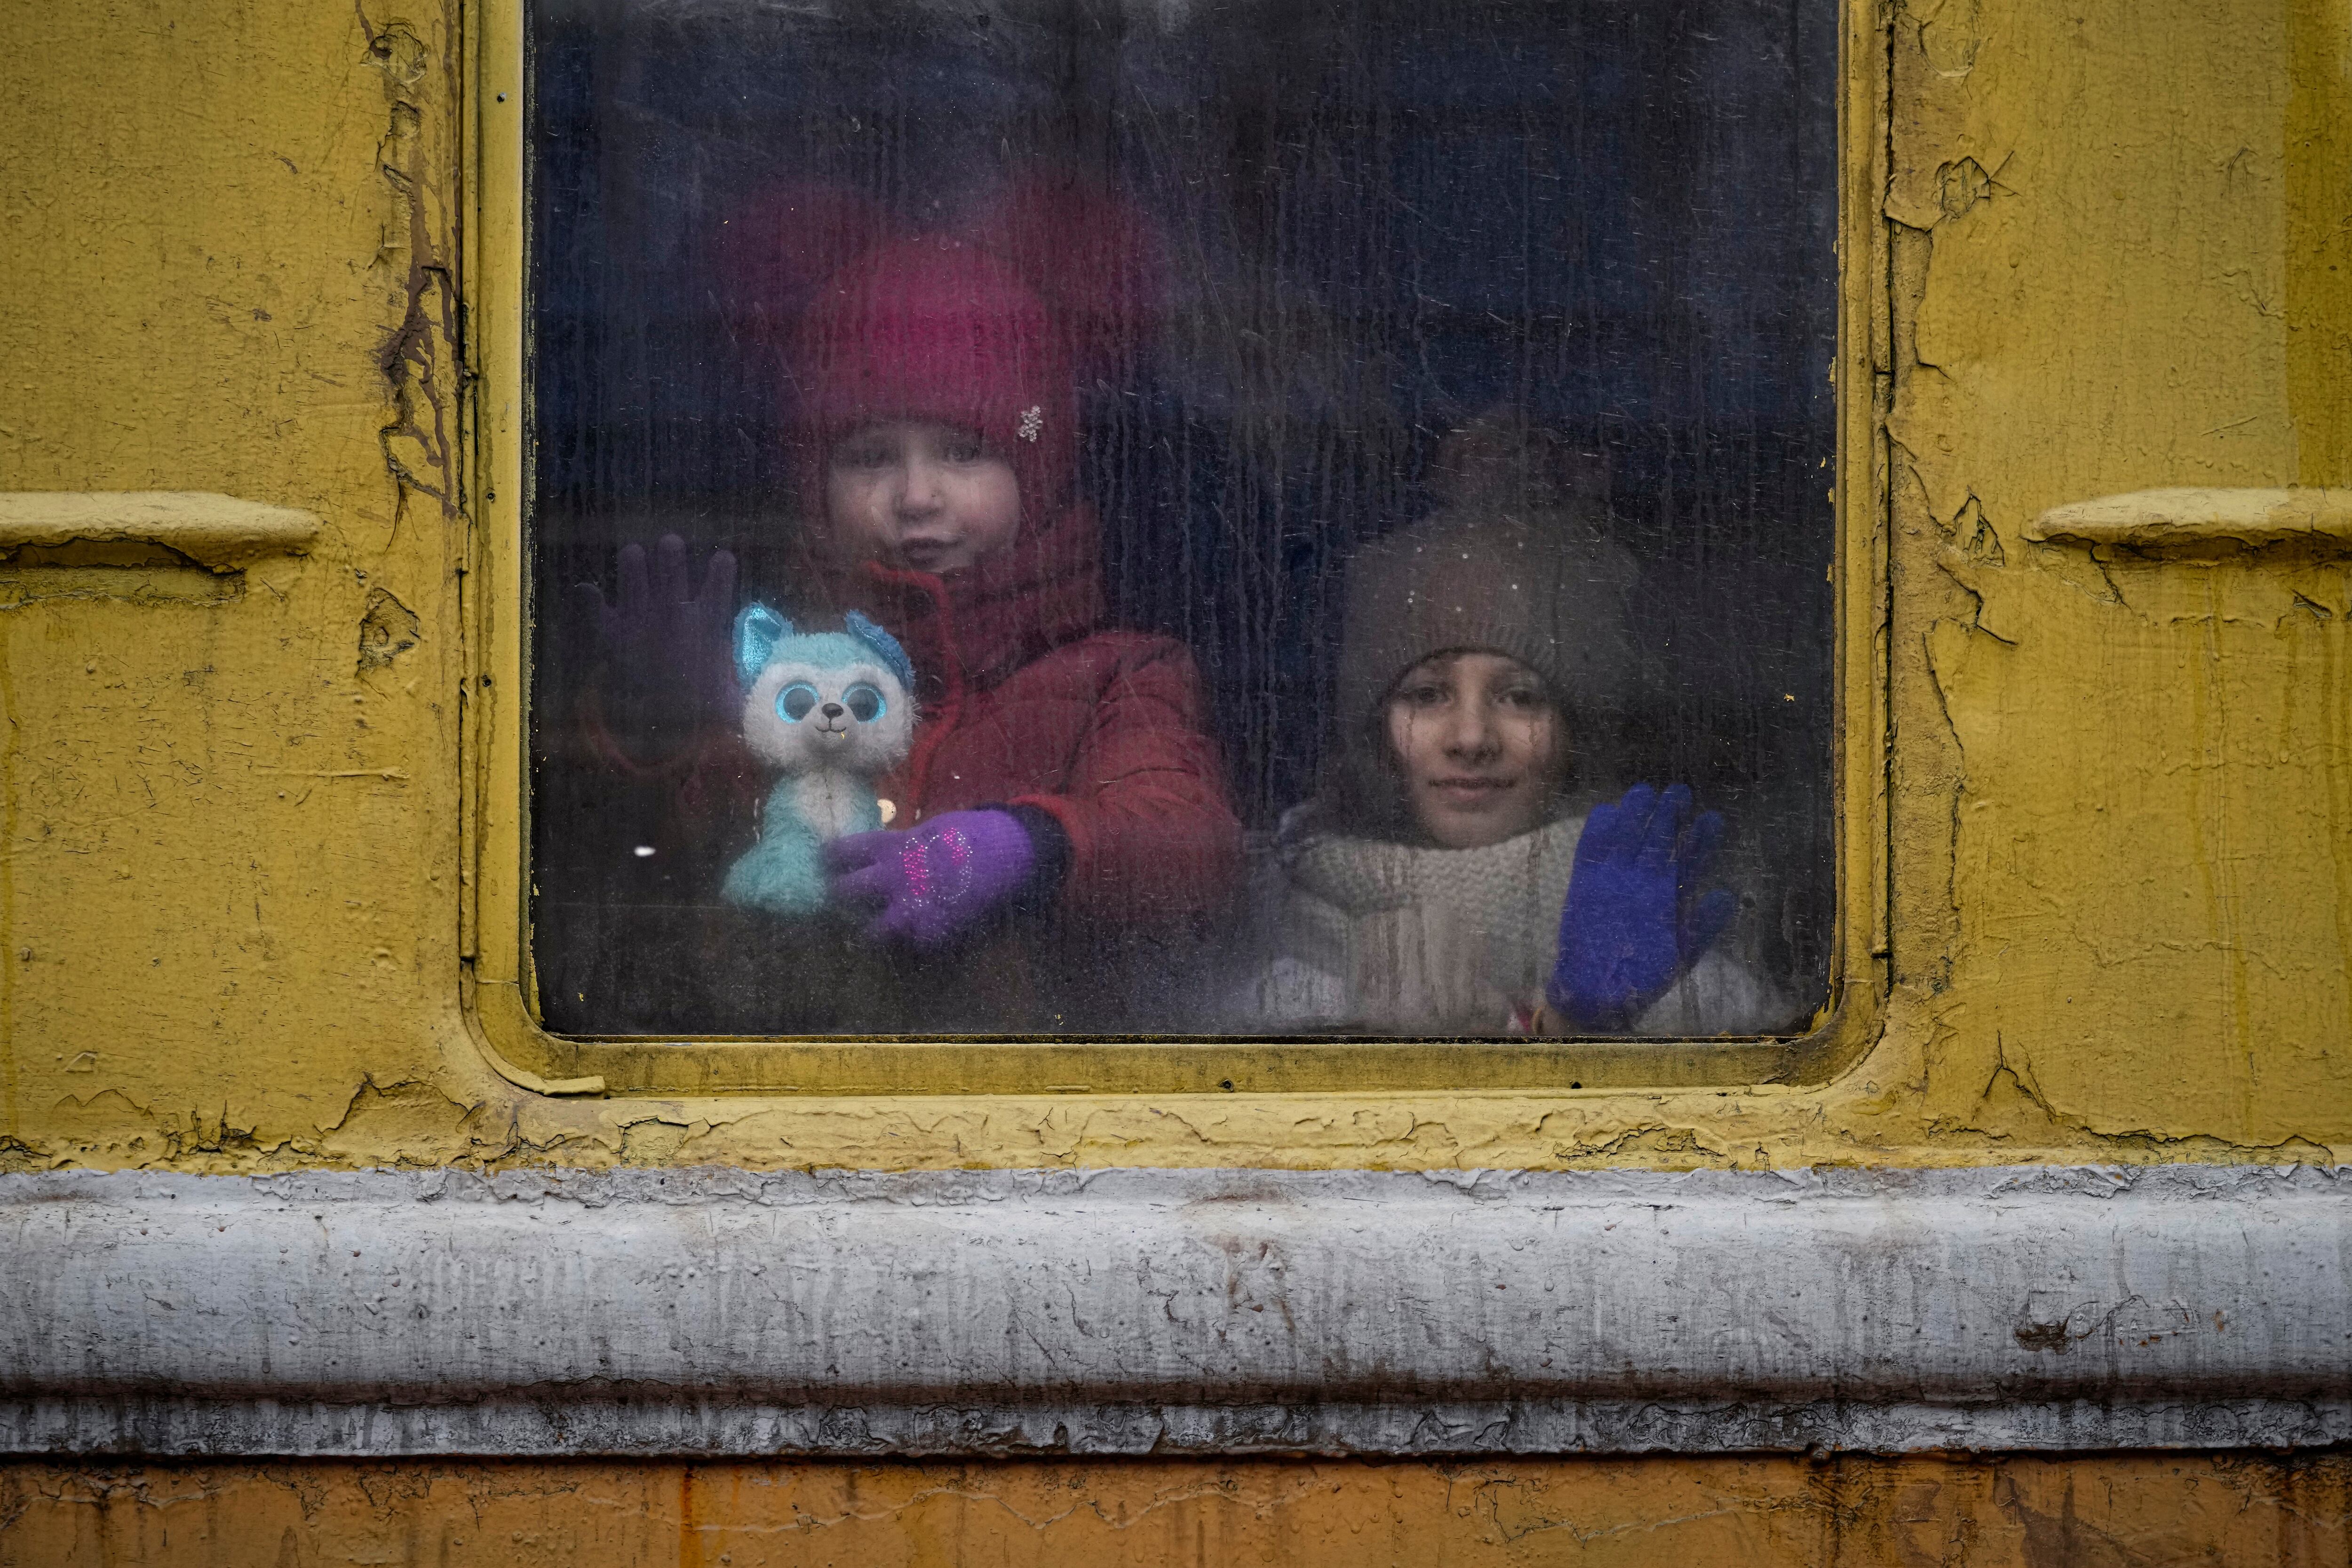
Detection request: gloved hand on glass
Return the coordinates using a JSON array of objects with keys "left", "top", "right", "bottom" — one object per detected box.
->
[
  {"left": 1548, "top": 782, "right": 1737, "bottom": 1029},
  {"left": 566, "top": 533, "right": 740, "bottom": 761}
]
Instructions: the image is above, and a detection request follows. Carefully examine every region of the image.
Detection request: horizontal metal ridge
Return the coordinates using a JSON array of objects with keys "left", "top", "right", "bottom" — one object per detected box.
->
[{"left": 4, "top": 1164, "right": 2345, "bottom": 1455}]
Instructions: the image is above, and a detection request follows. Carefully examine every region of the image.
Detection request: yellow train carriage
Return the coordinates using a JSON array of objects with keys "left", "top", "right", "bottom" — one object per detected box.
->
[{"left": 2, "top": 0, "right": 2350, "bottom": 1559}]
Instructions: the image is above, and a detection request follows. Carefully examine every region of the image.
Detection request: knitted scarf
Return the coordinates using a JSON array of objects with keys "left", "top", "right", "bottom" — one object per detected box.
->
[{"left": 1270, "top": 814, "right": 1586, "bottom": 1033}]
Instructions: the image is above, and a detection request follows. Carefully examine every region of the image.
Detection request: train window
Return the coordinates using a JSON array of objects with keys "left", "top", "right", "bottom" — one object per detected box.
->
[{"left": 522, "top": 0, "right": 1839, "bottom": 1046}]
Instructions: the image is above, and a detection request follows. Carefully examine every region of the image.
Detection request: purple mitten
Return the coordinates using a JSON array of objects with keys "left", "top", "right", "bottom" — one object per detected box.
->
[
  {"left": 827, "top": 809, "right": 1039, "bottom": 949},
  {"left": 1547, "top": 783, "right": 1737, "bottom": 1028}
]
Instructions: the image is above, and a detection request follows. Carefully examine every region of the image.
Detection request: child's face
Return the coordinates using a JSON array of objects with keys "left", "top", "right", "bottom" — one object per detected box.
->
[
  {"left": 1384, "top": 650, "right": 1567, "bottom": 849},
  {"left": 824, "top": 420, "right": 1022, "bottom": 576}
]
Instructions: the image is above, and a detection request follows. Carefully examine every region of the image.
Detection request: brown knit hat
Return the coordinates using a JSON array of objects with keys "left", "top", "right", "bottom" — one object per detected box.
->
[
  {"left": 1316, "top": 455, "right": 1642, "bottom": 838},
  {"left": 1334, "top": 511, "right": 1639, "bottom": 733}
]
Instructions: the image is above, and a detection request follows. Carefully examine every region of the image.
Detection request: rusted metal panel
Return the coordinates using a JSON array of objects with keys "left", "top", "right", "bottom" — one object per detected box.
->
[{"left": 5, "top": 1452, "right": 2352, "bottom": 1564}]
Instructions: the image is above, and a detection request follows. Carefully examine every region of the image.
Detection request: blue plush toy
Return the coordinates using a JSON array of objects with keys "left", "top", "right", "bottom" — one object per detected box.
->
[{"left": 720, "top": 603, "right": 917, "bottom": 914}]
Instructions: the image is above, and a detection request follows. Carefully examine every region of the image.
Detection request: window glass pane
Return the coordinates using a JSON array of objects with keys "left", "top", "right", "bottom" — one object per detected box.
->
[{"left": 528, "top": 0, "right": 1837, "bottom": 1039}]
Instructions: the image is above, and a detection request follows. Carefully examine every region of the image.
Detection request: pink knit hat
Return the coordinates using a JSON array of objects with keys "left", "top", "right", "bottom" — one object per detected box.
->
[{"left": 790, "top": 233, "right": 1078, "bottom": 515}]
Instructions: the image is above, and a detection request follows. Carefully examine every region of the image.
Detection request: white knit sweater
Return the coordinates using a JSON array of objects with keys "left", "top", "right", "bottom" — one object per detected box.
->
[{"left": 1247, "top": 812, "right": 1790, "bottom": 1036}]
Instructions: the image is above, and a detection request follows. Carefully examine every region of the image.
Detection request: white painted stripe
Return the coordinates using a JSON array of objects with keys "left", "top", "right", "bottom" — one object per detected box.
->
[{"left": 2, "top": 1164, "right": 2346, "bottom": 1456}]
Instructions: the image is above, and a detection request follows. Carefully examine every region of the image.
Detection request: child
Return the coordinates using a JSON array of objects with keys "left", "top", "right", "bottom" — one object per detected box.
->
[
  {"left": 794, "top": 232, "right": 1242, "bottom": 943},
  {"left": 1249, "top": 462, "right": 1788, "bottom": 1037},
  {"left": 560, "top": 223, "right": 1241, "bottom": 1029}
]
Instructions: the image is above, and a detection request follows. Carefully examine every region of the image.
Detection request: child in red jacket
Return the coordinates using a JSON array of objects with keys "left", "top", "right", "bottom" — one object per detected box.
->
[
  {"left": 792, "top": 230, "right": 1241, "bottom": 945},
  {"left": 564, "top": 217, "right": 1241, "bottom": 1018}
]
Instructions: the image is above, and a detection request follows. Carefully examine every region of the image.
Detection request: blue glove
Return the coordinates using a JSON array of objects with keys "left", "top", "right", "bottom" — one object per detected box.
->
[{"left": 1548, "top": 783, "right": 1738, "bottom": 1028}]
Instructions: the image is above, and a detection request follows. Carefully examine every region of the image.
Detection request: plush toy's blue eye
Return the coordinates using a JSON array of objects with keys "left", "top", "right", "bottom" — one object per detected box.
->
[
  {"left": 843, "top": 683, "right": 886, "bottom": 723},
  {"left": 777, "top": 683, "right": 819, "bottom": 722}
]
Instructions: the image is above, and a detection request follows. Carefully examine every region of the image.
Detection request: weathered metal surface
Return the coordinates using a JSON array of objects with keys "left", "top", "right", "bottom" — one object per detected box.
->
[
  {"left": 8, "top": 1451, "right": 2352, "bottom": 1566},
  {"left": 0, "top": 492, "right": 323, "bottom": 572},
  {"left": 0, "top": 0, "right": 2347, "bottom": 1188},
  {"left": 2027, "top": 486, "right": 2352, "bottom": 549},
  {"left": 4, "top": 1163, "right": 2345, "bottom": 1456}
]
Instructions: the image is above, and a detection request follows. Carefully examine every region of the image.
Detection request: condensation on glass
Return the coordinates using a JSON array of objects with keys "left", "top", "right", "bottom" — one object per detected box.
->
[{"left": 528, "top": 0, "right": 1837, "bottom": 1040}]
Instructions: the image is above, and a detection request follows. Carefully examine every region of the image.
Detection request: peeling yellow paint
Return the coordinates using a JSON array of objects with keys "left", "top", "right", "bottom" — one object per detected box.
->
[
  {"left": 2288, "top": 0, "right": 2352, "bottom": 486},
  {"left": 0, "top": 0, "right": 2344, "bottom": 1240}
]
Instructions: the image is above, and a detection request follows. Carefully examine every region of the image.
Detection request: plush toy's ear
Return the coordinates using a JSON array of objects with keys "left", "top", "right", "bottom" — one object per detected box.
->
[
  {"left": 733, "top": 602, "right": 791, "bottom": 689},
  {"left": 844, "top": 610, "right": 915, "bottom": 693}
]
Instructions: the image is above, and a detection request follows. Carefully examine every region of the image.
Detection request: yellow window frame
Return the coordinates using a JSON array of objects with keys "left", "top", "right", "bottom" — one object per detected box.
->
[{"left": 458, "top": 0, "right": 1892, "bottom": 1099}]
